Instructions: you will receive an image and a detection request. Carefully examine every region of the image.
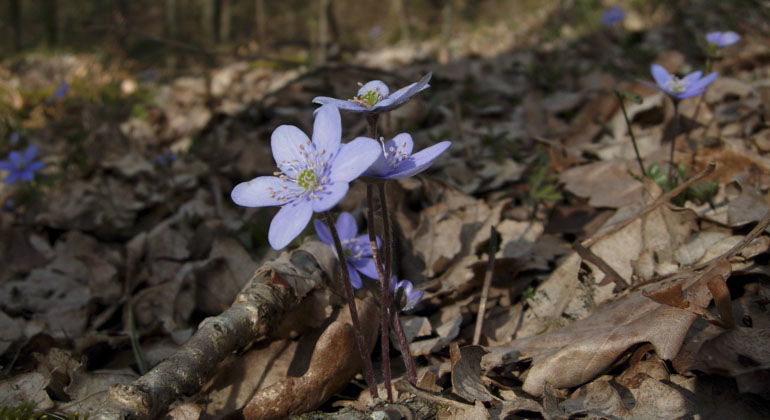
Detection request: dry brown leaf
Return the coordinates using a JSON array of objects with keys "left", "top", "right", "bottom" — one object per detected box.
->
[
  {"left": 560, "top": 160, "right": 645, "bottom": 208},
  {"left": 242, "top": 298, "right": 378, "bottom": 419},
  {"left": 450, "top": 344, "right": 495, "bottom": 403}
]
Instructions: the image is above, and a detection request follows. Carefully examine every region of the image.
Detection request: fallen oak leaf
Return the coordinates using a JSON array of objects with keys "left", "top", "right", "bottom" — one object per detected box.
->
[{"left": 449, "top": 344, "right": 495, "bottom": 403}]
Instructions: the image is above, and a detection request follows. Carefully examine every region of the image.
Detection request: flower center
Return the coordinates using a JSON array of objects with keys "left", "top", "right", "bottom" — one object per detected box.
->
[
  {"left": 296, "top": 168, "right": 318, "bottom": 190},
  {"left": 352, "top": 89, "right": 384, "bottom": 107},
  {"left": 664, "top": 77, "right": 688, "bottom": 93}
]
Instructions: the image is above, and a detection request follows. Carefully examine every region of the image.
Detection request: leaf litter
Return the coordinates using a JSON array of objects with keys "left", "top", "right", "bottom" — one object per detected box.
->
[{"left": 2, "top": 1, "right": 770, "bottom": 419}]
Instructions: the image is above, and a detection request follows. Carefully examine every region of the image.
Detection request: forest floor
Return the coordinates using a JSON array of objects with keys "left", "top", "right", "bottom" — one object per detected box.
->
[{"left": 2, "top": 0, "right": 770, "bottom": 418}]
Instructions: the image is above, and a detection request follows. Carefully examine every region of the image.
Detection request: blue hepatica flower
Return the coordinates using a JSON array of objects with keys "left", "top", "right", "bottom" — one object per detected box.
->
[
  {"left": 312, "top": 73, "right": 431, "bottom": 114},
  {"left": 231, "top": 104, "right": 381, "bottom": 250},
  {"left": 45, "top": 82, "right": 70, "bottom": 105},
  {"left": 364, "top": 133, "right": 451, "bottom": 179},
  {"left": 0, "top": 144, "right": 46, "bottom": 184},
  {"left": 314, "top": 212, "right": 379, "bottom": 289},
  {"left": 600, "top": 6, "right": 625, "bottom": 26},
  {"left": 641, "top": 64, "right": 718, "bottom": 100},
  {"left": 391, "top": 278, "right": 424, "bottom": 312},
  {"left": 706, "top": 31, "right": 741, "bottom": 48}
]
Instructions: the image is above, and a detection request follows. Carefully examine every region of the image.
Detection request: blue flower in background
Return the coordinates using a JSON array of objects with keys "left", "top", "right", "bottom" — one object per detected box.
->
[
  {"left": 0, "top": 144, "right": 46, "bottom": 184},
  {"left": 706, "top": 31, "right": 740, "bottom": 47},
  {"left": 313, "top": 73, "right": 431, "bottom": 114},
  {"left": 600, "top": 6, "right": 625, "bottom": 26},
  {"left": 314, "top": 212, "right": 379, "bottom": 289},
  {"left": 231, "top": 104, "right": 381, "bottom": 250},
  {"left": 9, "top": 131, "right": 20, "bottom": 146},
  {"left": 155, "top": 151, "right": 177, "bottom": 166},
  {"left": 391, "top": 278, "right": 424, "bottom": 312},
  {"left": 641, "top": 64, "right": 718, "bottom": 100},
  {"left": 364, "top": 133, "right": 451, "bottom": 179},
  {"left": 45, "top": 82, "right": 70, "bottom": 105}
]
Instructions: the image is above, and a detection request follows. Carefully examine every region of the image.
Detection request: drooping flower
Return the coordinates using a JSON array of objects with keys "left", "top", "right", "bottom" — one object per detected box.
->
[
  {"left": 314, "top": 212, "right": 379, "bottom": 289},
  {"left": 706, "top": 31, "right": 740, "bottom": 48},
  {"left": 312, "top": 73, "right": 432, "bottom": 114},
  {"left": 231, "top": 104, "right": 381, "bottom": 250},
  {"left": 364, "top": 133, "right": 451, "bottom": 179},
  {"left": 599, "top": 6, "right": 625, "bottom": 26},
  {"left": 391, "top": 278, "right": 424, "bottom": 312},
  {"left": 0, "top": 144, "right": 46, "bottom": 185},
  {"left": 641, "top": 64, "right": 718, "bottom": 100}
]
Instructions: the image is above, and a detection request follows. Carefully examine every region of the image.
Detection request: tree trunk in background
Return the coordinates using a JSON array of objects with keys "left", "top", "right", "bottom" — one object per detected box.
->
[
  {"left": 165, "top": 0, "right": 178, "bottom": 69},
  {"left": 392, "top": 0, "right": 410, "bottom": 42},
  {"left": 317, "top": 0, "right": 330, "bottom": 64},
  {"left": 254, "top": 0, "right": 266, "bottom": 51},
  {"left": 43, "top": 0, "right": 58, "bottom": 48},
  {"left": 218, "top": 0, "right": 231, "bottom": 44},
  {"left": 438, "top": 0, "right": 453, "bottom": 63},
  {"left": 201, "top": 0, "right": 215, "bottom": 46},
  {"left": 9, "top": 0, "right": 22, "bottom": 51}
]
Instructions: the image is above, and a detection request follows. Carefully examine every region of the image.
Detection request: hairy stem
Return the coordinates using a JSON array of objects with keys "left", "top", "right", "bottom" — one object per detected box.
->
[
  {"left": 323, "top": 212, "right": 379, "bottom": 399},
  {"left": 391, "top": 306, "right": 418, "bottom": 385},
  {"left": 615, "top": 91, "right": 646, "bottom": 177},
  {"left": 366, "top": 184, "right": 393, "bottom": 401},
  {"left": 668, "top": 98, "right": 680, "bottom": 178}
]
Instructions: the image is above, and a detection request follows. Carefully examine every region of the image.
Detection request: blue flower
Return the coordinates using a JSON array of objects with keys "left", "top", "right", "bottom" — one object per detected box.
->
[
  {"left": 312, "top": 73, "right": 432, "bottom": 114},
  {"left": 641, "top": 64, "right": 718, "bottom": 100},
  {"left": 391, "top": 278, "right": 424, "bottom": 312},
  {"left": 600, "top": 6, "right": 625, "bottom": 26},
  {"left": 0, "top": 144, "right": 45, "bottom": 184},
  {"left": 155, "top": 151, "right": 177, "bottom": 166},
  {"left": 314, "top": 212, "right": 379, "bottom": 289},
  {"left": 706, "top": 31, "right": 740, "bottom": 47},
  {"left": 364, "top": 133, "right": 451, "bottom": 179},
  {"left": 231, "top": 104, "right": 381, "bottom": 250},
  {"left": 45, "top": 82, "right": 70, "bottom": 105},
  {"left": 9, "top": 131, "right": 20, "bottom": 145}
]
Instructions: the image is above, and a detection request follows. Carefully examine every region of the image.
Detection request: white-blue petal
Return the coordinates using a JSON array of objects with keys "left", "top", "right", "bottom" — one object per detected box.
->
[{"left": 268, "top": 200, "right": 313, "bottom": 250}]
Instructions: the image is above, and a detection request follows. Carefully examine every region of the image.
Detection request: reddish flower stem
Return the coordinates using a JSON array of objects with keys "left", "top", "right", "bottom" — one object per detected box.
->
[
  {"left": 390, "top": 305, "right": 418, "bottom": 385},
  {"left": 322, "top": 212, "right": 379, "bottom": 399}
]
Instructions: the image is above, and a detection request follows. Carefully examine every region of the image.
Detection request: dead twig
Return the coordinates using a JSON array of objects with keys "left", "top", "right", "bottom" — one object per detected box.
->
[
  {"left": 472, "top": 226, "right": 498, "bottom": 345},
  {"left": 94, "top": 240, "right": 334, "bottom": 419},
  {"left": 573, "top": 242, "right": 629, "bottom": 290},
  {"left": 582, "top": 162, "right": 716, "bottom": 248}
]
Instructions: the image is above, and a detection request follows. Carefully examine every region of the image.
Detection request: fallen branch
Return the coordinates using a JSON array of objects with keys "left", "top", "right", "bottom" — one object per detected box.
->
[{"left": 93, "top": 240, "right": 334, "bottom": 419}]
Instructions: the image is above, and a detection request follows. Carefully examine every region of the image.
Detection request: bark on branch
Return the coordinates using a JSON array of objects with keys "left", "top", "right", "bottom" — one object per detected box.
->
[{"left": 94, "top": 240, "right": 335, "bottom": 419}]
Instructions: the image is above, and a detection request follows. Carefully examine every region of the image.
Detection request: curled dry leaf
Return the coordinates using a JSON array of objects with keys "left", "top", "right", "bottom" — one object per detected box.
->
[
  {"left": 242, "top": 298, "right": 379, "bottom": 419},
  {"left": 449, "top": 344, "right": 495, "bottom": 403}
]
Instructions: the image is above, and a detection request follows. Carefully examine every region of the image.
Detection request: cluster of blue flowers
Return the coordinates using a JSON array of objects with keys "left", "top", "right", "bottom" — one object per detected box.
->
[
  {"left": 232, "top": 74, "right": 446, "bottom": 309},
  {"left": 0, "top": 144, "right": 45, "bottom": 185}
]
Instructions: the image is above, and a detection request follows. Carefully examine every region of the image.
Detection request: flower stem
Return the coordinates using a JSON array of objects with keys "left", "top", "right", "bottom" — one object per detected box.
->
[
  {"left": 366, "top": 184, "right": 393, "bottom": 401},
  {"left": 322, "top": 211, "right": 379, "bottom": 400},
  {"left": 390, "top": 305, "right": 418, "bottom": 385},
  {"left": 615, "top": 91, "right": 646, "bottom": 177},
  {"left": 669, "top": 98, "right": 680, "bottom": 179}
]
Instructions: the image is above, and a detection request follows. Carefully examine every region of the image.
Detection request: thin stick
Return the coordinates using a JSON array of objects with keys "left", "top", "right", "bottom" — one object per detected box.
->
[
  {"left": 472, "top": 226, "right": 498, "bottom": 345},
  {"left": 391, "top": 306, "right": 418, "bottom": 385},
  {"left": 573, "top": 242, "right": 629, "bottom": 290},
  {"left": 366, "top": 184, "right": 393, "bottom": 401},
  {"left": 323, "top": 212, "right": 379, "bottom": 399},
  {"left": 583, "top": 162, "right": 716, "bottom": 248},
  {"left": 615, "top": 91, "right": 646, "bottom": 177}
]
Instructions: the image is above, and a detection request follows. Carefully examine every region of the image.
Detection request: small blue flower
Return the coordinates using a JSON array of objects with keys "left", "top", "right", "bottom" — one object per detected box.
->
[
  {"left": 45, "top": 82, "right": 70, "bottom": 105},
  {"left": 706, "top": 31, "right": 740, "bottom": 47},
  {"left": 155, "top": 151, "right": 177, "bottom": 166},
  {"left": 641, "top": 64, "right": 718, "bottom": 100},
  {"left": 0, "top": 144, "right": 46, "bottom": 184},
  {"left": 231, "top": 104, "right": 382, "bottom": 250},
  {"left": 391, "top": 278, "right": 424, "bottom": 312},
  {"left": 9, "top": 131, "right": 20, "bottom": 145},
  {"left": 600, "top": 6, "right": 625, "bottom": 26},
  {"left": 312, "top": 73, "right": 431, "bottom": 114},
  {"left": 364, "top": 133, "right": 451, "bottom": 179},
  {"left": 314, "top": 212, "right": 380, "bottom": 289}
]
